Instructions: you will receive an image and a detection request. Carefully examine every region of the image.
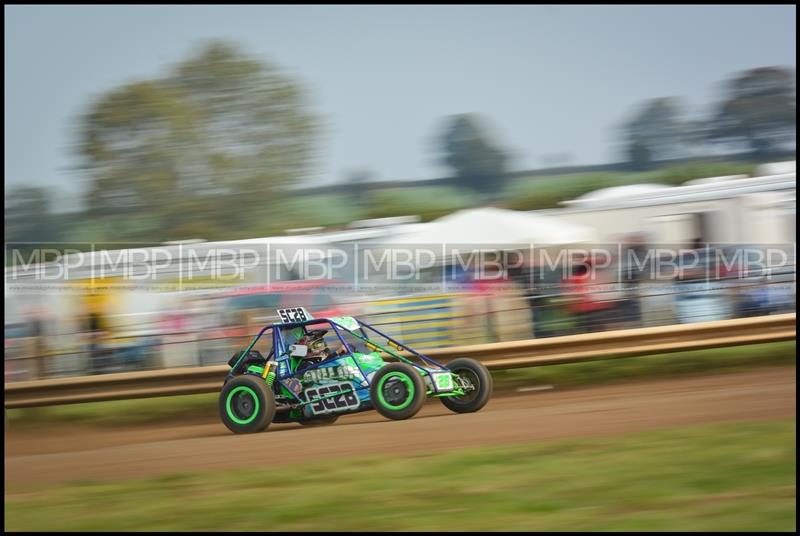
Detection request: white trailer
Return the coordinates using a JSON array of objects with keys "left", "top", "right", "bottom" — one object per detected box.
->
[{"left": 538, "top": 170, "right": 796, "bottom": 246}]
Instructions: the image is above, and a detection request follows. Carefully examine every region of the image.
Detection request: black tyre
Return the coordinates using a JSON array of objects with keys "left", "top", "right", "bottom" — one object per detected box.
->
[
  {"left": 219, "top": 375, "right": 276, "bottom": 434},
  {"left": 440, "top": 358, "right": 493, "bottom": 414},
  {"left": 298, "top": 414, "right": 340, "bottom": 426},
  {"left": 369, "top": 363, "right": 426, "bottom": 420}
]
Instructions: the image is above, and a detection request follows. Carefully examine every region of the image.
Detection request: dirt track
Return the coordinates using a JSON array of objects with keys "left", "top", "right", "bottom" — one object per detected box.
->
[{"left": 5, "top": 367, "right": 796, "bottom": 490}]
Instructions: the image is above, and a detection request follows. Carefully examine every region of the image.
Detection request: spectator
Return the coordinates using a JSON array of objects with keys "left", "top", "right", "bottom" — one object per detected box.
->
[{"left": 563, "top": 259, "right": 613, "bottom": 334}]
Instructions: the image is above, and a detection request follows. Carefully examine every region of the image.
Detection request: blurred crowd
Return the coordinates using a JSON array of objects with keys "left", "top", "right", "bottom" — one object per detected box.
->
[{"left": 4, "top": 240, "right": 795, "bottom": 383}]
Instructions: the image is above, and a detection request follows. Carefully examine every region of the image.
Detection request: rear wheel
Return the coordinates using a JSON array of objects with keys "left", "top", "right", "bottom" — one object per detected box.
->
[
  {"left": 219, "top": 375, "right": 275, "bottom": 434},
  {"left": 369, "top": 363, "right": 426, "bottom": 420},
  {"left": 440, "top": 358, "right": 493, "bottom": 414}
]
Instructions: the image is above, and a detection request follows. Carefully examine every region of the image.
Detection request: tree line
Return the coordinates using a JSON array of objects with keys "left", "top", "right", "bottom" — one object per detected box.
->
[{"left": 4, "top": 40, "right": 796, "bottom": 245}]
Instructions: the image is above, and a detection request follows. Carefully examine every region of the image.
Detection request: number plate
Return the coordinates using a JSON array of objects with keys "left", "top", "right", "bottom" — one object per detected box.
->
[
  {"left": 305, "top": 382, "right": 360, "bottom": 415},
  {"left": 276, "top": 307, "right": 313, "bottom": 323}
]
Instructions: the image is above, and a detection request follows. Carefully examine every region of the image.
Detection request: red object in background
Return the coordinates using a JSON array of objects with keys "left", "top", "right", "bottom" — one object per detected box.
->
[
  {"left": 469, "top": 265, "right": 512, "bottom": 296},
  {"left": 470, "top": 276, "right": 507, "bottom": 295},
  {"left": 213, "top": 280, "right": 352, "bottom": 339},
  {"left": 221, "top": 280, "right": 349, "bottom": 317},
  {"left": 161, "top": 311, "right": 188, "bottom": 333},
  {"left": 564, "top": 262, "right": 612, "bottom": 314}
]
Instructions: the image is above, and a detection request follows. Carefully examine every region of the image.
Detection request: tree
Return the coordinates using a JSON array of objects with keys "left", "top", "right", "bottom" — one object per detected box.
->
[
  {"left": 623, "top": 97, "right": 690, "bottom": 166},
  {"left": 343, "top": 169, "right": 374, "bottom": 211},
  {"left": 4, "top": 186, "right": 61, "bottom": 243},
  {"left": 77, "top": 41, "right": 319, "bottom": 240},
  {"left": 167, "top": 42, "right": 318, "bottom": 204},
  {"left": 628, "top": 140, "right": 652, "bottom": 171},
  {"left": 707, "top": 66, "right": 796, "bottom": 157},
  {"left": 439, "top": 114, "right": 510, "bottom": 196},
  {"left": 80, "top": 81, "right": 194, "bottom": 216}
]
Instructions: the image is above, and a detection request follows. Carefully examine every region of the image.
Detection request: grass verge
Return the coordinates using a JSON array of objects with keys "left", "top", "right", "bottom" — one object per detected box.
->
[
  {"left": 4, "top": 419, "right": 796, "bottom": 531},
  {"left": 492, "top": 340, "right": 796, "bottom": 391}
]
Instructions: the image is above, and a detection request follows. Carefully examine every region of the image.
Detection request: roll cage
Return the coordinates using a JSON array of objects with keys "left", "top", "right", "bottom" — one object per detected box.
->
[{"left": 228, "top": 317, "right": 450, "bottom": 393}]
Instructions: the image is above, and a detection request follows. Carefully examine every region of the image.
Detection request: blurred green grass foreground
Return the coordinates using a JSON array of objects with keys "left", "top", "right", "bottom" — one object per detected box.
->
[{"left": 5, "top": 420, "right": 796, "bottom": 531}]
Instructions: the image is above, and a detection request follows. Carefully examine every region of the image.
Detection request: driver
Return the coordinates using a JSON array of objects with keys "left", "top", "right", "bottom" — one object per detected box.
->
[{"left": 300, "top": 329, "right": 347, "bottom": 362}]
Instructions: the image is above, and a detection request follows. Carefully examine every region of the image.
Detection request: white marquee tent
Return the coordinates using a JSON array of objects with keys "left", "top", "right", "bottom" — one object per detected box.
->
[{"left": 384, "top": 206, "right": 596, "bottom": 248}]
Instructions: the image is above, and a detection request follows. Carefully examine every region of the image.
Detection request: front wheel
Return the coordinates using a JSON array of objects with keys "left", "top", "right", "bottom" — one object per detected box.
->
[
  {"left": 440, "top": 358, "right": 493, "bottom": 414},
  {"left": 219, "top": 375, "right": 276, "bottom": 434},
  {"left": 370, "top": 363, "right": 426, "bottom": 420}
]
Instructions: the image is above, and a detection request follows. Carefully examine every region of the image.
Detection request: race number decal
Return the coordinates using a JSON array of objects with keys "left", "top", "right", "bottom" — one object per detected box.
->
[
  {"left": 431, "top": 372, "right": 454, "bottom": 392},
  {"left": 305, "top": 382, "right": 360, "bottom": 415},
  {"left": 277, "top": 307, "right": 312, "bottom": 323}
]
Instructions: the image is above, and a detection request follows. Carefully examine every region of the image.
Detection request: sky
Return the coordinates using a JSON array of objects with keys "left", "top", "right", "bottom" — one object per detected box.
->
[{"left": 4, "top": 5, "right": 797, "bottom": 210}]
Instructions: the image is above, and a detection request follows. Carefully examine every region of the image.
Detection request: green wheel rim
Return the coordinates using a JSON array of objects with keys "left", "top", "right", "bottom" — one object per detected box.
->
[
  {"left": 226, "top": 386, "right": 260, "bottom": 425},
  {"left": 376, "top": 372, "right": 415, "bottom": 410}
]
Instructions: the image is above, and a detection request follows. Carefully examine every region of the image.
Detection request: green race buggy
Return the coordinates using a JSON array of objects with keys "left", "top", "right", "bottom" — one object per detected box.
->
[{"left": 219, "top": 308, "right": 493, "bottom": 434}]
